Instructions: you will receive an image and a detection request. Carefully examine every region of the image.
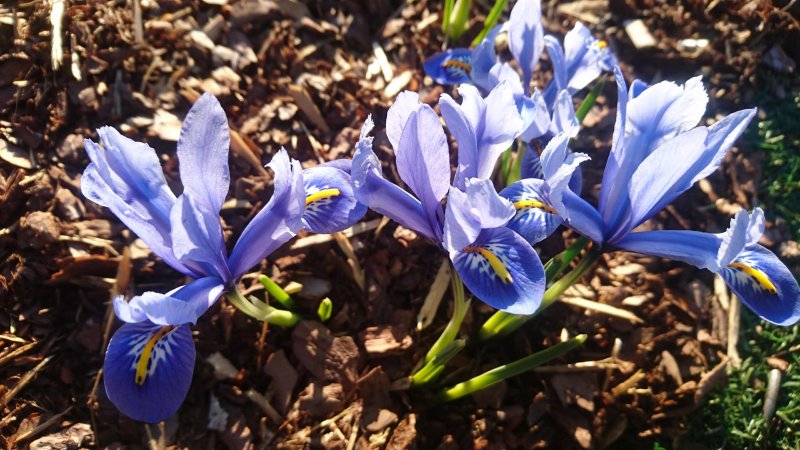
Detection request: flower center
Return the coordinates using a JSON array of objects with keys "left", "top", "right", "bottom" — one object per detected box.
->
[
  {"left": 305, "top": 188, "right": 341, "bottom": 206},
  {"left": 728, "top": 262, "right": 778, "bottom": 294},
  {"left": 135, "top": 326, "right": 175, "bottom": 386},
  {"left": 513, "top": 199, "right": 557, "bottom": 215},
  {"left": 464, "top": 246, "right": 513, "bottom": 284}
]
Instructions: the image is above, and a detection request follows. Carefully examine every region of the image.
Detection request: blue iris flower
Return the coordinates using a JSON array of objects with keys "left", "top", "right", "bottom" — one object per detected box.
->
[
  {"left": 82, "top": 93, "right": 365, "bottom": 422},
  {"left": 504, "top": 67, "right": 800, "bottom": 325},
  {"left": 351, "top": 90, "right": 545, "bottom": 314}
]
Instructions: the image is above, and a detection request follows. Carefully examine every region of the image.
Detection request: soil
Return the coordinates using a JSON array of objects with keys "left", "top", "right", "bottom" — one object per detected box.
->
[{"left": 1, "top": 0, "right": 799, "bottom": 449}]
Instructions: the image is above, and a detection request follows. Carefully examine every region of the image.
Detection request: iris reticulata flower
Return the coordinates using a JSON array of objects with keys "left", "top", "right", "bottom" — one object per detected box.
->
[
  {"left": 352, "top": 91, "right": 545, "bottom": 314},
  {"left": 82, "top": 93, "right": 364, "bottom": 422},
  {"left": 523, "top": 67, "right": 800, "bottom": 325}
]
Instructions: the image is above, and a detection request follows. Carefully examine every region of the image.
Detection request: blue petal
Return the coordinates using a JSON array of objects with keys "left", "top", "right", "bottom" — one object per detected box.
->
[
  {"left": 507, "top": 0, "right": 544, "bottom": 94},
  {"left": 720, "top": 245, "right": 800, "bottom": 326},
  {"left": 601, "top": 75, "right": 709, "bottom": 236},
  {"left": 440, "top": 91, "right": 479, "bottom": 190},
  {"left": 228, "top": 149, "right": 305, "bottom": 279},
  {"left": 499, "top": 179, "right": 563, "bottom": 244},
  {"left": 470, "top": 25, "right": 502, "bottom": 92},
  {"left": 443, "top": 179, "right": 515, "bottom": 252},
  {"left": 170, "top": 93, "right": 231, "bottom": 279},
  {"left": 104, "top": 322, "right": 196, "bottom": 423},
  {"left": 613, "top": 230, "right": 722, "bottom": 271},
  {"left": 451, "top": 227, "right": 545, "bottom": 314},
  {"left": 518, "top": 90, "right": 550, "bottom": 142},
  {"left": 597, "top": 66, "right": 629, "bottom": 230},
  {"left": 717, "top": 208, "right": 764, "bottom": 268},
  {"left": 623, "top": 109, "right": 756, "bottom": 236},
  {"left": 302, "top": 166, "right": 367, "bottom": 233},
  {"left": 423, "top": 48, "right": 473, "bottom": 85},
  {"left": 443, "top": 82, "right": 522, "bottom": 187},
  {"left": 563, "top": 22, "right": 614, "bottom": 92},
  {"left": 114, "top": 277, "right": 226, "bottom": 325},
  {"left": 82, "top": 128, "right": 194, "bottom": 277},
  {"left": 521, "top": 141, "right": 544, "bottom": 179},
  {"left": 561, "top": 190, "right": 605, "bottom": 243},
  {"left": 170, "top": 194, "right": 230, "bottom": 280},
  {"left": 350, "top": 117, "right": 439, "bottom": 240},
  {"left": 542, "top": 36, "right": 567, "bottom": 108}
]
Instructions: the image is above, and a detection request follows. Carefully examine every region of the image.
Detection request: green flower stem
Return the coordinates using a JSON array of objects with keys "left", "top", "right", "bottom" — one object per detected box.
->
[
  {"left": 575, "top": 78, "right": 605, "bottom": 123},
  {"left": 225, "top": 290, "right": 301, "bottom": 328},
  {"left": 471, "top": 0, "right": 509, "bottom": 46},
  {"left": 479, "top": 242, "right": 602, "bottom": 341},
  {"left": 411, "top": 339, "right": 466, "bottom": 387},
  {"left": 258, "top": 274, "right": 295, "bottom": 309},
  {"left": 424, "top": 269, "right": 469, "bottom": 363},
  {"left": 438, "top": 334, "right": 588, "bottom": 402},
  {"left": 446, "top": 0, "right": 472, "bottom": 40}
]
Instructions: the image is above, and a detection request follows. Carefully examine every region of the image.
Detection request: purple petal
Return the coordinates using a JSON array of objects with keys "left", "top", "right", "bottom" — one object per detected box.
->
[
  {"left": 440, "top": 92, "right": 479, "bottom": 189},
  {"left": 386, "top": 91, "right": 421, "bottom": 151},
  {"left": 82, "top": 127, "right": 194, "bottom": 276},
  {"left": 396, "top": 105, "right": 450, "bottom": 230},
  {"left": 176, "top": 93, "right": 230, "bottom": 223},
  {"left": 451, "top": 227, "right": 545, "bottom": 314},
  {"left": 542, "top": 36, "right": 567, "bottom": 106},
  {"left": 351, "top": 117, "right": 439, "bottom": 240},
  {"left": 507, "top": 0, "right": 544, "bottom": 94},
  {"left": 113, "top": 277, "right": 226, "bottom": 325},
  {"left": 302, "top": 166, "right": 367, "bottom": 234},
  {"left": 228, "top": 149, "right": 305, "bottom": 279},
  {"left": 104, "top": 322, "right": 195, "bottom": 422}
]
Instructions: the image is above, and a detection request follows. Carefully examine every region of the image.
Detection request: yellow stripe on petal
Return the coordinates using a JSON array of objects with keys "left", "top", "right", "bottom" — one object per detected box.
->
[
  {"left": 728, "top": 262, "right": 778, "bottom": 294},
  {"left": 512, "top": 199, "right": 558, "bottom": 215},
  {"left": 305, "top": 188, "right": 341, "bottom": 206},
  {"left": 597, "top": 40, "right": 608, "bottom": 49},
  {"left": 464, "top": 246, "right": 513, "bottom": 284},
  {"left": 443, "top": 59, "right": 472, "bottom": 73},
  {"left": 135, "top": 326, "right": 174, "bottom": 386}
]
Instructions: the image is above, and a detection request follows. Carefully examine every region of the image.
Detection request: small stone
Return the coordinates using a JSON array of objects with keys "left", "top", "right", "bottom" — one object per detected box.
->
[{"left": 364, "top": 408, "right": 398, "bottom": 433}]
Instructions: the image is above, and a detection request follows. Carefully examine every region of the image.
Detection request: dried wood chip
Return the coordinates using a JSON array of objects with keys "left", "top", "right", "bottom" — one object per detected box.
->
[
  {"left": 624, "top": 19, "right": 657, "bottom": 49},
  {"left": 0, "top": 138, "right": 33, "bottom": 169},
  {"left": 288, "top": 85, "right": 330, "bottom": 133},
  {"left": 386, "top": 414, "right": 416, "bottom": 450},
  {"left": 360, "top": 326, "right": 413, "bottom": 357},
  {"left": 263, "top": 350, "right": 298, "bottom": 415},
  {"left": 206, "top": 352, "right": 240, "bottom": 380},
  {"left": 291, "top": 321, "right": 362, "bottom": 389},
  {"left": 659, "top": 350, "right": 683, "bottom": 385},
  {"left": 694, "top": 356, "right": 729, "bottom": 404}
]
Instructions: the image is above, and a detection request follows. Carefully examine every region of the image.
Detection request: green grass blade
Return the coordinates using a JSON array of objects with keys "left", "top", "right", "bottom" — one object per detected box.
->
[{"left": 471, "top": 0, "right": 508, "bottom": 46}]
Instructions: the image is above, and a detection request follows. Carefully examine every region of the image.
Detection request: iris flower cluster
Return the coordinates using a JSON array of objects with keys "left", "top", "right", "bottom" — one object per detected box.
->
[
  {"left": 82, "top": 0, "right": 800, "bottom": 424},
  {"left": 82, "top": 94, "right": 365, "bottom": 422},
  {"left": 416, "top": 0, "right": 800, "bottom": 328}
]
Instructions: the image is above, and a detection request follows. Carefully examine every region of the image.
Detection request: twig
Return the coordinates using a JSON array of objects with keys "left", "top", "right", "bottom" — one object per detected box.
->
[
  {"left": 0, "top": 340, "right": 39, "bottom": 368},
  {"left": 290, "top": 219, "right": 381, "bottom": 249},
  {"left": 1, "top": 355, "right": 54, "bottom": 407},
  {"left": 559, "top": 296, "right": 644, "bottom": 323},
  {"left": 50, "top": 0, "right": 65, "bottom": 70},
  {"left": 332, "top": 232, "right": 365, "bottom": 291},
  {"left": 11, "top": 406, "right": 75, "bottom": 444},
  {"left": 727, "top": 290, "right": 742, "bottom": 369}
]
